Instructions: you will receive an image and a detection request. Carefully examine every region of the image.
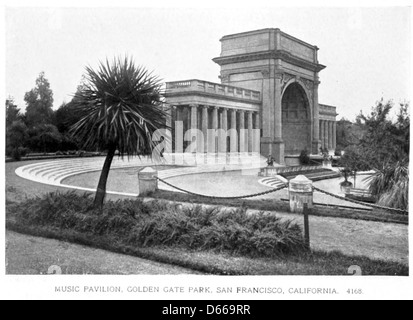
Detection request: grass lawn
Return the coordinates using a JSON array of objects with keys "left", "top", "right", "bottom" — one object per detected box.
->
[{"left": 6, "top": 220, "right": 408, "bottom": 276}]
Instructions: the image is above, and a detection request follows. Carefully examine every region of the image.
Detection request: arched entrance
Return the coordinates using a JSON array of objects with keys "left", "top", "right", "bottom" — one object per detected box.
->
[{"left": 281, "top": 83, "right": 311, "bottom": 155}]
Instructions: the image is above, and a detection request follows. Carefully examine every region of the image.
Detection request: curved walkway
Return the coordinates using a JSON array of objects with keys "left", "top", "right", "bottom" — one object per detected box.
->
[{"left": 15, "top": 155, "right": 267, "bottom": 195}]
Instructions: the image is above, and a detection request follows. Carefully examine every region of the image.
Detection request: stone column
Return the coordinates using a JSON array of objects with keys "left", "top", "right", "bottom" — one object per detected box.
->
[
  {"left": 202, "top": 106, "right": 209, "bottom": 153},
  {"left": 323, "top": 120, "right": 329, "bottom": 150},
  {"left": 319, "top": 120, "right": 323, "bottom": 143},
  {"left": 273, "top": 73, "right": 284, "bottom": 164},
  {"left": 209, "top": 107, "right": 219, "bottom": 153},
  {"left": 261, "top": 70, "right": 274, "bottom": 155},
  {"left": 274, "top": 74, "right": 282, "bottom": 141},
  {"left": 328, "top": 121, "right": 333, "bottom": 151},
  {"left": 212, "top": 107, "right": 218, "bottom": 129},
  {"left": 247, "top": 111, "right": 253, "bottom": 153},
  {"left": 239, "top": 110, "right": 246, "bottom": 153},
  {"left": 255, "top": 112, "right": 261, "bottom": 130},
  {"left": 230, "top": 109, "right": 237, "bottom": 153},
  {"left": 175, "top": 106, "right": 184, "bottom": 153},
  {"left": 219, "top": 108, "right": 228, "bottom": 153},
  {"left": 333, "top": 121, "right": 337, "bottom": 150},
  {"left": 312, "top": 79, "right": 321, "bottom": 154},
  {"left": 165, "top": 106, "right": 172, "bottom": 129},
  {"left": 175, "top": 105, "right": 183, "bottom": 123},
  {"left": 320, "top": 120, "right": 325, "bottom": 148},
  {"left": 254, "top": 112, "right": 261, "bottom": 153},
  {"left": 190, "top": 104, "right": 198, "bottom": 130}
]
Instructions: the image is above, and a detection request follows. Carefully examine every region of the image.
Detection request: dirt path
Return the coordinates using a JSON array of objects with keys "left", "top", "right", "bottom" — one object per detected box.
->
[{"left": 6, "top": 231, "right": 201, "bottom": 275}]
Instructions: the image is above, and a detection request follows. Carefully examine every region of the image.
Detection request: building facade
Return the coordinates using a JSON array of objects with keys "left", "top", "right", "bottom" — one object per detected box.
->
[{"left": 165, "top": 29, "right": 337, "bottom": 165}]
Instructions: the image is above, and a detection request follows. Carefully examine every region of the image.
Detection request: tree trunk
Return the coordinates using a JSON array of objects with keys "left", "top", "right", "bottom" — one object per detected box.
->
[{"left": 94, "top": 144, "right": 116, "bottom": 210}]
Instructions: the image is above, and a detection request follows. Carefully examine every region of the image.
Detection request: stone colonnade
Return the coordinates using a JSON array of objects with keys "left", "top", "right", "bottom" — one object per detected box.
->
[
  {"left": 170, "top": 104, "right": 260, "bottom": 153},
  {"left": 319, "top": 119, "right": 336, "bottom": 151}
]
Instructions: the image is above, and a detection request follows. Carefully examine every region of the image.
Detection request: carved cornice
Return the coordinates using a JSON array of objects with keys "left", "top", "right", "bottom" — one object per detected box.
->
[
  {"left": 219, "top": 74, "right": 230, "bottom": 82},
  {"left": 165, "top": 91, "right": 262, "bottom": 105},
  {"left": 280, "top": 73, "right": 296, "bottom": 92},
  {"left": 213, "top": 50, "right": 326, "bottom": 73},
  {"left": 261, "top": 69, "right": 270, "bottom": 79},
  {"left": 303, "top": 78, "right": 314, "bottom": 92}
]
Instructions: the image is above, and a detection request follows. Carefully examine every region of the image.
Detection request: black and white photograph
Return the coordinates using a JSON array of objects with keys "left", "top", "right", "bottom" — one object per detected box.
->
[{"left": 1, "top": 0, "right": 412, "bottom": 301}]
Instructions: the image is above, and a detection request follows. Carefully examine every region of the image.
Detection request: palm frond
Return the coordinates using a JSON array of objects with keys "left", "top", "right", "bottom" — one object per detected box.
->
[{"left": 69, "top": 56, "right": 168, "bottom": 159}]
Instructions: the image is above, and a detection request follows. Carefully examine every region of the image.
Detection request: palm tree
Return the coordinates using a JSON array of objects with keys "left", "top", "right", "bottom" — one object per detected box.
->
[
  {"left": 70, "top": 56, "right": 167, "bottom": 209},
  {"left": 365, "top": 159, "right": 409, "bottom": 210}
]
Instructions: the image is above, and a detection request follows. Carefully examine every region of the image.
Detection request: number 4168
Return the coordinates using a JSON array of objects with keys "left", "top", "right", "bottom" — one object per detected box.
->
[{"left": 347, "top": 289, "right": 363, "bottom": 294}]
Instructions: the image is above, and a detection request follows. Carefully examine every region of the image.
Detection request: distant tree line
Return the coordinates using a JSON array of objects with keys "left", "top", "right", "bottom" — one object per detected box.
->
[{"left": 6, "top": 72, "right": 85, "bottom": 160}]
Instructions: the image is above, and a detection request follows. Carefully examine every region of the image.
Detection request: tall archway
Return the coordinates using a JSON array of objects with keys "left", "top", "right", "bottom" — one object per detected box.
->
[{"left": 281, "top": 83, "right": 311, "bottom": 155}]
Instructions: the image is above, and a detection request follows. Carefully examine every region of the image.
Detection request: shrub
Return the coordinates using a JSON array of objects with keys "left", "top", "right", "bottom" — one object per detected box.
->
[
  {"left": 334, "top": 149, "right": 343, "bottom": 157},
  {"left": 8, "top": 192, "right": 307, "bottom": 258},
  {"left": 11, "top": 148, "right": 22, "bottom": 161},
  {"left": 10, "top": 147, "right": 29, "bottom": 161},
  {"left": 299, "top": 149, "right": 310, "bottom": 165}
]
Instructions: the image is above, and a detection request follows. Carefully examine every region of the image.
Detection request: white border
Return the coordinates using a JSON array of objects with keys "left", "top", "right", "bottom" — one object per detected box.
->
[{"left": 1, "top": 0, "right": 412, "bottom": 301}]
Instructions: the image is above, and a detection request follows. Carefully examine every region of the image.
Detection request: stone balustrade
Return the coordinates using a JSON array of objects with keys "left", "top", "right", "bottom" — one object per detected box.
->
[{"left": 166, "top": 79, "right": 261, "bottom": 102}]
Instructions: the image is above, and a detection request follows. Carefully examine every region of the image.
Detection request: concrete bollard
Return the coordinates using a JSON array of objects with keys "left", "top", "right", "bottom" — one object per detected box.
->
[
  {"left": 138, "top": 167, "right": 158, "bottom": 196},
  {"left": 289, "top": 175, "right": 313, "bottom": 213}
]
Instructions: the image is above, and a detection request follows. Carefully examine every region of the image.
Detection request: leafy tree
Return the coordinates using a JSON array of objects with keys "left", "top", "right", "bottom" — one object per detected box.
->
[
  {"left": 24, "top": 72, "right": 54, "bottom": 127},
  {"left": 27, "top": 124, "right": 62, "bottom": 153},
  {"left": 70, "top": 56, "right": 167, "bottom": 209},
  {"left": 354, "top": 99, "right": 409, "bottom": 209},
  {"left": 336, "top": 117, "right": 365, "bottom": 151},
  {"left": 356, "top": 99, "right": 409, "bottom": 167},
  {"left": 54, "top": 102, "right": 83, "bottom": 134},
  {"left": 6, "top": 98, "right": 22, "bottom": 128},
  {"left": 6, "top": 120, "right": 29, "bottom": 159},
  {"left": 339, "top": 145, "right": 371, "bottom": 188}
]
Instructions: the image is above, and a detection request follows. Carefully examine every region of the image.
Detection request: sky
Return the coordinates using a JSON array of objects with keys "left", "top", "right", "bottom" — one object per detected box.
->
[{"left": 3, "top": 2, "right": 412, "bottom": 121}]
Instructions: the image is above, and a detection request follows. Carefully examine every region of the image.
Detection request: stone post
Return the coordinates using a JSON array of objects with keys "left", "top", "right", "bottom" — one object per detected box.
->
[
  {"left": 289, "top": 175, "right": 313, "bottom": 213},
  {"left": 138, "top": 167, "right": 158, "bottom": 196}
]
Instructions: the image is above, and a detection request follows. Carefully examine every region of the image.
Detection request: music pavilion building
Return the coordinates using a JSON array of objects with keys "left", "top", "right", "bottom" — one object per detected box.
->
[{"left": 165, "top": 29, "right": 337, "bottom": 165}]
